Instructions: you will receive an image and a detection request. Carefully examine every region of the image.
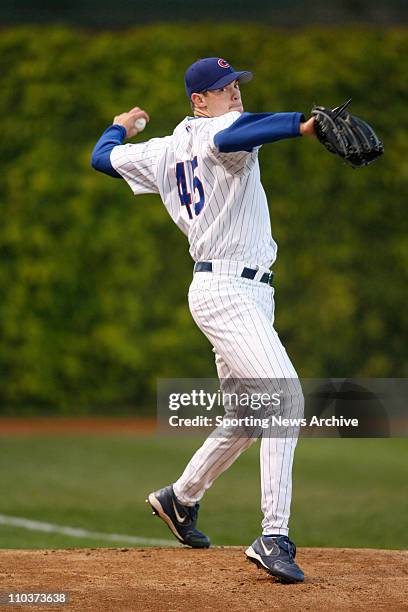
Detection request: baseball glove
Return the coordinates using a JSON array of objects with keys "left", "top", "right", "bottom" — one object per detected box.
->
[{"left": 311, "top": 99, "right": 384, "bottom": 168}]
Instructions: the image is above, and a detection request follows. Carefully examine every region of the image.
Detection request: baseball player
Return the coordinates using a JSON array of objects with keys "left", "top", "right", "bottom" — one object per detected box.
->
[{"left": 91, "top": 57, "right": 316, "bottom": 583}]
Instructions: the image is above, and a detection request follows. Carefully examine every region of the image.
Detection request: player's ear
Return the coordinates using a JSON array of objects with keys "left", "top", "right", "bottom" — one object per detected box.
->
[{"left": 191, "top": 93, "right": 206, "bottom": 108}]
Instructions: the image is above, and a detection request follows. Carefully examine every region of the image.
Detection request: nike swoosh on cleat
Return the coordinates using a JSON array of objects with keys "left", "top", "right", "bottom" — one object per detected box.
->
[
  {"left": 260, "top": 538, "right": 274, "bottom": 556},
  {"left": 172, "top": 499, "right": 187, "bottom": 523}
]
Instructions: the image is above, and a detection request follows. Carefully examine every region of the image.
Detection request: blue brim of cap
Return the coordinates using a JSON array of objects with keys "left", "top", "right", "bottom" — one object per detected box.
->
[{"left": 205, "top": 70, "right": 253, "bottom": 91}]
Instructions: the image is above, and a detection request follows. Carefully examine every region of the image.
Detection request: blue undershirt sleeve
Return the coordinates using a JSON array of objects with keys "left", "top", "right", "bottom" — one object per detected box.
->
[
  {"left": 91, "top": 124, "right": 127, "bottom": 178},
  {"left": 213, "top": 112, "right": 305, "bottom": 153}
]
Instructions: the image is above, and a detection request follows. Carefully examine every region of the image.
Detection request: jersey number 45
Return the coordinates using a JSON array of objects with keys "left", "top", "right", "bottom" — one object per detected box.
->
[{"left": 176, "top": 156, "right": 205, "bottom": 219}]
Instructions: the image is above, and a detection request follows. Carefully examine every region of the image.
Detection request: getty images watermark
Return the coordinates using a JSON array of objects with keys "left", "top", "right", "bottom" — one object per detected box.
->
[
  {"left": 168, "top": 388, "right": 282, "bottom": 430},
  {"left": 157, "top": 378, "right": 408, "bottom": 438}
]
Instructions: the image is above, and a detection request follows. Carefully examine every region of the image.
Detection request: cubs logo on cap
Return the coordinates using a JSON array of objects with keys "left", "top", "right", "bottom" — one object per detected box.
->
[{"left": 184, "top": 57, "right": 253, "bottom": 99}]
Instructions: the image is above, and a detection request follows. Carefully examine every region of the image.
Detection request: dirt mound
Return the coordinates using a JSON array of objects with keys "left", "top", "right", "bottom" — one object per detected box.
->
[{"left": 1, "top": 547, "right": 406, "bottom": 611}]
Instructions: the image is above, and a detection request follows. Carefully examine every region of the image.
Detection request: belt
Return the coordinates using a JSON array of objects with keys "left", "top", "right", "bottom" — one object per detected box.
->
[{"left": 194, "top": 261, "right": 274, "bottom": 286}]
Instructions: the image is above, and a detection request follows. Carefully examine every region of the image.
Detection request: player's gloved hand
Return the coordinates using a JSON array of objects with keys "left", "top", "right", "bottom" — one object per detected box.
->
[
  {"left": 311, "top": 99, "right": 384, "bottom": 168},
  {"left": 113, "top": 106, "right": 150, "bottom": 139}
]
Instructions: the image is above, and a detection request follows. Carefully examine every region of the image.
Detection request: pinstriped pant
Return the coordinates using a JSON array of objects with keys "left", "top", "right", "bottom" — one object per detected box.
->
[{"left": 173, "top": 269, "right": 304, "bottom": 536}]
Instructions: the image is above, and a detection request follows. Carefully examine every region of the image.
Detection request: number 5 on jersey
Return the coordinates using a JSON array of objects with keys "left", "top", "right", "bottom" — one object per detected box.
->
[{"left": 176, "top": 156, "right": 205, "bottom": 219}]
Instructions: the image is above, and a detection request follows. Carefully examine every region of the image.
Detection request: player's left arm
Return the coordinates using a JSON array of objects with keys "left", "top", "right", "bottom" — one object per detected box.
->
[
  {"left": 213, "top": 112, "right": 315, "bottom": 153},
  {"left": 299, "top": 117, "right": 315, "bottom": 136}
]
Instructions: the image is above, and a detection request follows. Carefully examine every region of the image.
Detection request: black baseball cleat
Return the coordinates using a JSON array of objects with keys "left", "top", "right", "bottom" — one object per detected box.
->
[
  {"left": 146, "top": 485, "right": 210, "bottom": 548},
  {"left": 245, "top": 535, "right": 304, "bottom": 583}
]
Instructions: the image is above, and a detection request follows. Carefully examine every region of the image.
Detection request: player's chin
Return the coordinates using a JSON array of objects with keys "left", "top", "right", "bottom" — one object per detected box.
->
[{"left": 230, "top": 105, "right": 243, "bottom": 113}]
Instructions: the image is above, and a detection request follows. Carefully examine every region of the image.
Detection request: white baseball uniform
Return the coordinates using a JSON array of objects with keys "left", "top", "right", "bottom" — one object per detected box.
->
[{"left": 110, "top": 111, "right": 304, "bottom": 536}]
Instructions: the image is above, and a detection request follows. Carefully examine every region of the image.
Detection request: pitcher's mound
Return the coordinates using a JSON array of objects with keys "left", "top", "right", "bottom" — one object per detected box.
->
[{"left": 1, "top": 547, "right": 407, "bottom": 611}]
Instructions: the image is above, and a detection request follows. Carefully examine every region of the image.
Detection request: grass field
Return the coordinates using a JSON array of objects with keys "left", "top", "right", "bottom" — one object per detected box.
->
[{"left": 0, "top": 434, "right": 406, "bottom": 550}]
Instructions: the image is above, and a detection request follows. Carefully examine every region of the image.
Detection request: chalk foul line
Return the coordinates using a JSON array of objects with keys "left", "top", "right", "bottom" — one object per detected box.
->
[{"left": 0, "top": 514, "right": 178, "bottom": 547}]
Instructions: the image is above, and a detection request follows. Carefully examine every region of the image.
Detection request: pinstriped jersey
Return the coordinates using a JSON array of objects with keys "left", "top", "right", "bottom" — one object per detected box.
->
[{"left": 110, "top": 111, "right": 277, "bottom": 268}]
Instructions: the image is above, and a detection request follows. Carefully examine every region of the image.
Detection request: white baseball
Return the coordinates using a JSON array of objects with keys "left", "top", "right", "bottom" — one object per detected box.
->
[{"left": 134, "top": 118, "right": 147, "bottom": 132}]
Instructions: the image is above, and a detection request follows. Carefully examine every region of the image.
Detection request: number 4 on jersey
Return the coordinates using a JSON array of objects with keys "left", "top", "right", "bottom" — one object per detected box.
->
[{"left": 176, "top": 156, "right": 205, "bottom": 219}]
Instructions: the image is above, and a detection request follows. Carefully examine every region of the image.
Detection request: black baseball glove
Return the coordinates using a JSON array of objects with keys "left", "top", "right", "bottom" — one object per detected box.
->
[{"left": 311, "top": 99, "right": 384, "bottom": 168}]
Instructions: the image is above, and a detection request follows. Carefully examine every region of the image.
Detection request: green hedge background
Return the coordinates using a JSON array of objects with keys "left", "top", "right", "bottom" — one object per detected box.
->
[{"left": 0, "top": 25, "right": 407, "bottom": 412}]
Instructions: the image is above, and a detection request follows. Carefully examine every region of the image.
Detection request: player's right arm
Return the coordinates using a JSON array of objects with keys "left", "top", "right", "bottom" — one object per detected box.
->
[
  {"left": 91, "top": 107, "right": 149, "bottom": 178},
  {"left": 91, "top": 124, "right": 126, "bottom": 178},
  {"left": 112, "top": 107, "right": 150, "bottom": 139},
  {"left": 91, "top": 107, "right": 164, "bottom": 195}
]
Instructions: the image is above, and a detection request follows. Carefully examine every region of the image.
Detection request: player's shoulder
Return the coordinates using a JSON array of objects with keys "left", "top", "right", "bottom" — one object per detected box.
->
[
  {"left": 111, "top": 134, "right": 174, "bottom": 166},
  {"left": 174, "top": 112, "right": 241, "bottom": 137},
  {"left": 120, "top": 134, "right": 174, "bottom": 152},
  {"left": 209, "top": 111, "right": 242, "bottom": 129}
]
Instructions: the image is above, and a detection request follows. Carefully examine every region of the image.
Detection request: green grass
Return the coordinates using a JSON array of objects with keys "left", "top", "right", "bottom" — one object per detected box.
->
[{"left": 0, "top": 435, "right": 406, "bottom": 549}]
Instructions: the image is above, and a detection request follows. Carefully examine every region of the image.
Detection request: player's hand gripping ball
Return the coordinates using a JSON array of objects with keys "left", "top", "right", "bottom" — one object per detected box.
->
[
  {"left": 113, "top": 106, "right": 149, "bottom": 139},
  {"left": 311, "top": 99, "right": 384, "bottom": 168}
]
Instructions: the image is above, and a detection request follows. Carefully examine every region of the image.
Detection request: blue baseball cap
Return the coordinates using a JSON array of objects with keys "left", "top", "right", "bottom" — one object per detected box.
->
[{"left": 185, "top": 57, "right": 253, "bottom": 99}]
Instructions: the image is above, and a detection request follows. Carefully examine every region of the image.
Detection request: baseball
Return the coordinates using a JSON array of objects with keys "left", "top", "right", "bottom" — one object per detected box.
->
[{"left": 134, "top": 117, "right": 147, "bottom": 132}]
